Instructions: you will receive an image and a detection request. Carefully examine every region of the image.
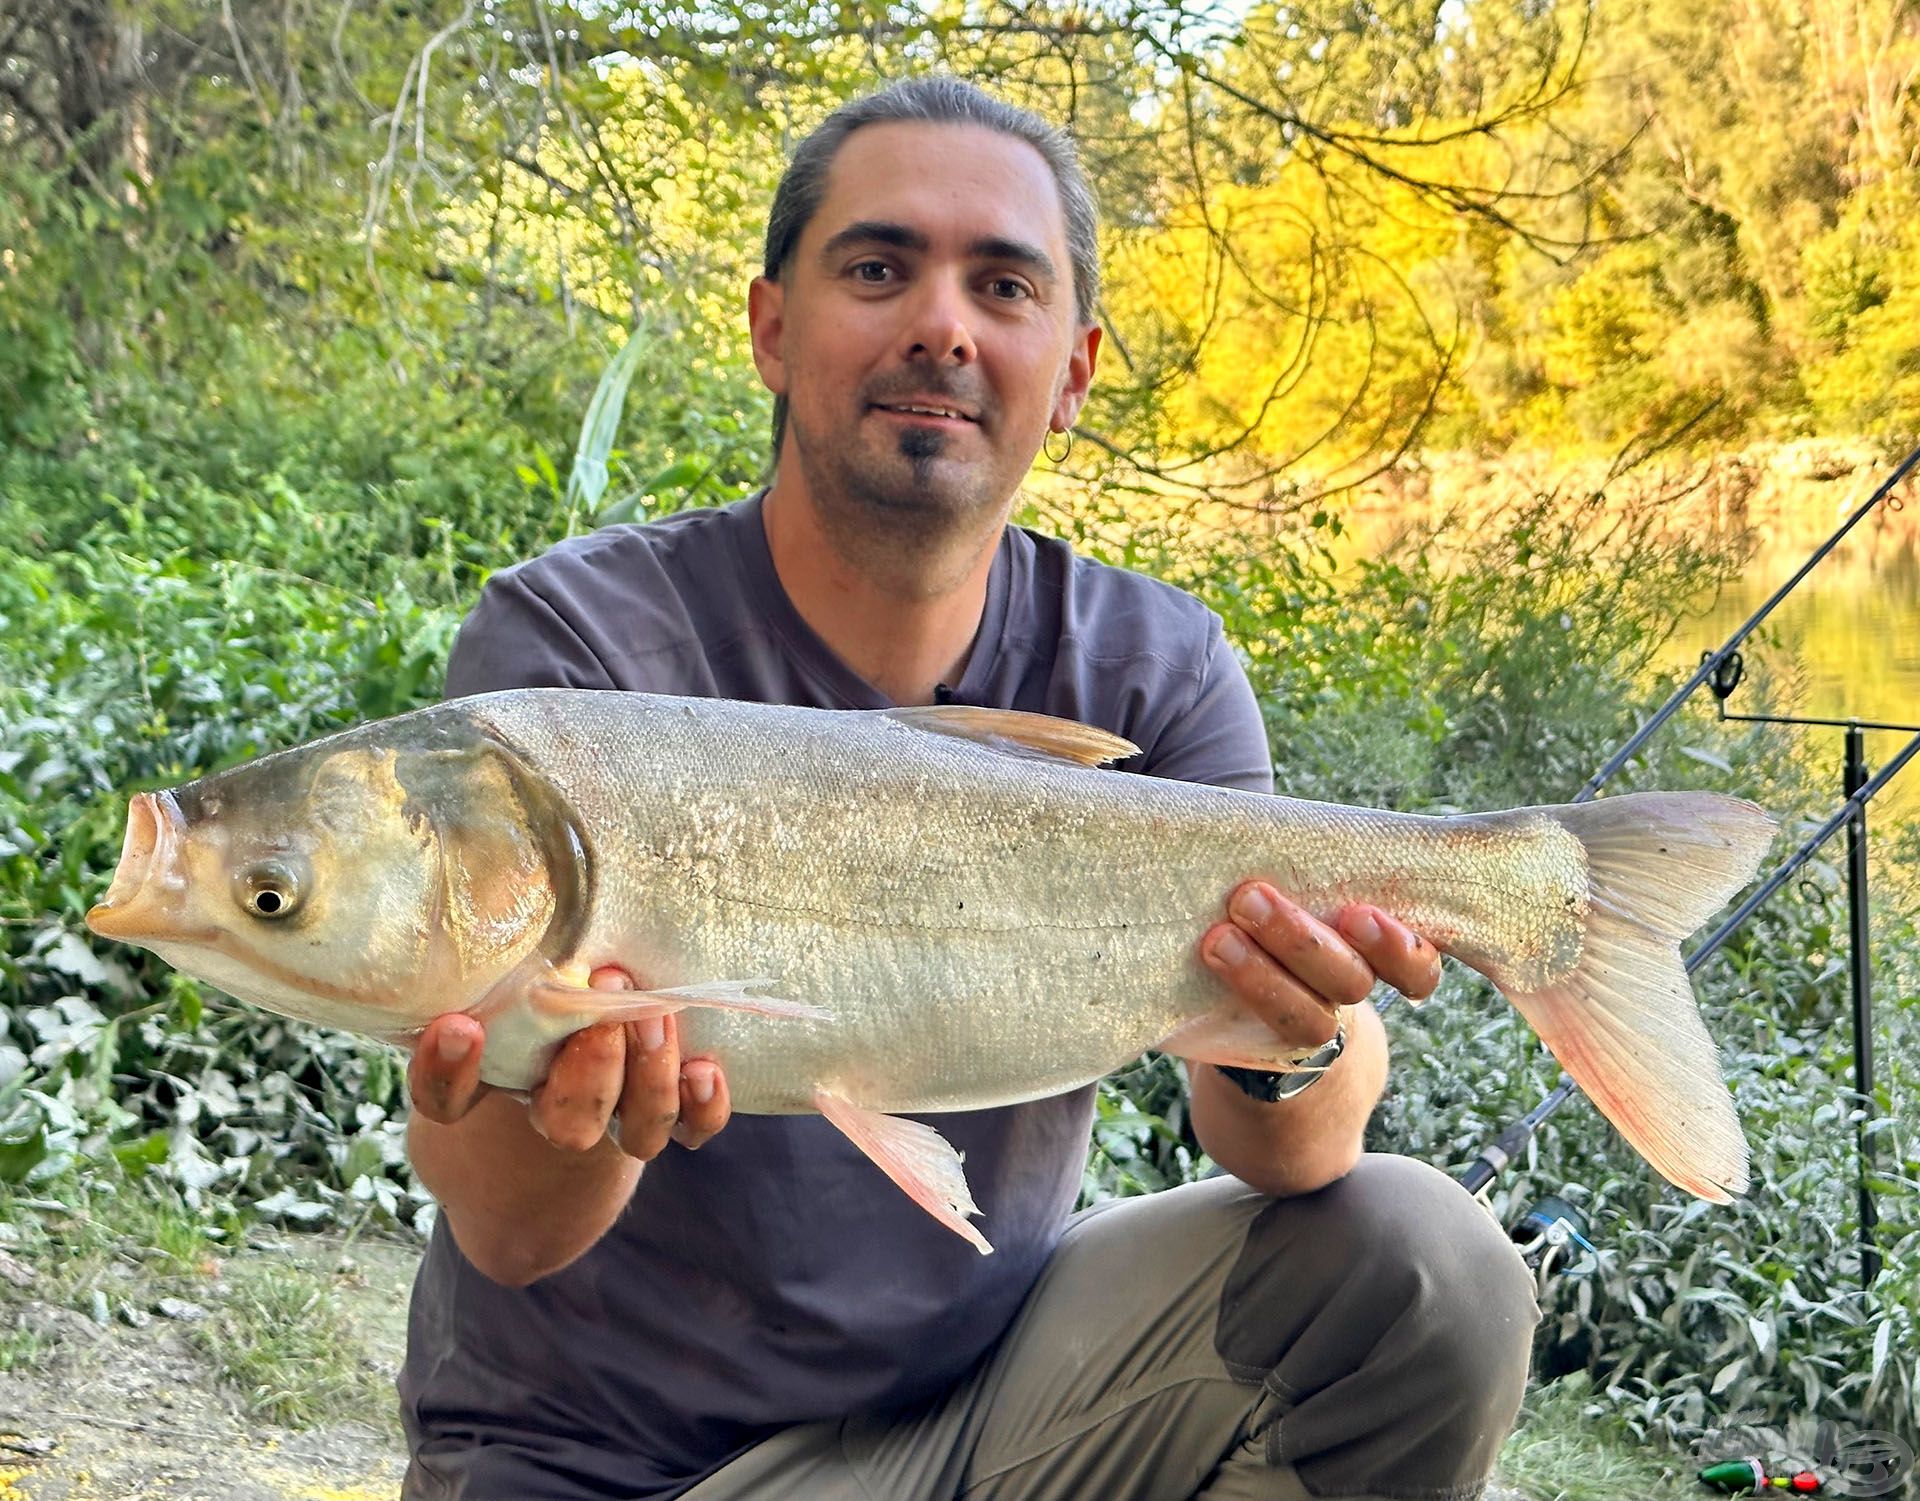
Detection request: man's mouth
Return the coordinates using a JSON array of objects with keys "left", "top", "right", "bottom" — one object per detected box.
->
[{"left": 870, "top": 401, "right": 979, "bottom": 424}]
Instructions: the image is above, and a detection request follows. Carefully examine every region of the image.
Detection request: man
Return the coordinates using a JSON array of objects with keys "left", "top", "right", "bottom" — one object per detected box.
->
[{"left": 400, "top": 77, "right": 1537, "bottom": 1501}]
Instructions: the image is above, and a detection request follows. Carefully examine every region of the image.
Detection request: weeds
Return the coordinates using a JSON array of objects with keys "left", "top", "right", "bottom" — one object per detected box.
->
[
  {"left": 1498, "top": 1375, "right": 1699, "bottom": 1500},
  {"left": 191, "top": 1259, "right": 391, "bottom": 1430},
  {"left": 0, "top": 1326, "right": 44, "bottom": 1372}
]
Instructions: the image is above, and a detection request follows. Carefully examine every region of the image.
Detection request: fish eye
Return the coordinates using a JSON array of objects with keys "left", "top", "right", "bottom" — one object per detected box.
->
[{"left": 236, "top": 862, "right": 302, "bottom": 920}]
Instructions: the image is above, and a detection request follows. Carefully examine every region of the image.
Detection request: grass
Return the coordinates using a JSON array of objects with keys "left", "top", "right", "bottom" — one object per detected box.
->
[
  {"left": 191, "top": 1258, "right": 382, "bottom": 1427},
  {"left": 1497, "top": 1376, "right": 1700, "bottom": 1501},
  {"left": 0, "top": 1326, "right": 44, "bottom": 1372},
  {"left": 0, "top": 1168, "right": 231, "bottom": 1280},
  {"left": 0, "top": 1167, "right": 393, "bottom": 1431}
]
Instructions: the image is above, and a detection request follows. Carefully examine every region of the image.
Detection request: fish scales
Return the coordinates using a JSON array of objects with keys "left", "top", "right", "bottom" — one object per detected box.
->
[{"left": 473, "top": 693, "right": 1586, "bottom": 1114}]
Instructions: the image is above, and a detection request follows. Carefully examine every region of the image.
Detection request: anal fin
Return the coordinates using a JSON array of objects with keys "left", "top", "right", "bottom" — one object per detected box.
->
[{"left": 813, "top": 1087, "right": 992, "bottom": 1255}]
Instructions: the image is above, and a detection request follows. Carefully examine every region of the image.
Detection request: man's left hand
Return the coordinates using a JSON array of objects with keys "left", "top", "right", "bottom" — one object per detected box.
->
[{"left": 1200, "top": 883, "right": 1442, "bottom": 1051}]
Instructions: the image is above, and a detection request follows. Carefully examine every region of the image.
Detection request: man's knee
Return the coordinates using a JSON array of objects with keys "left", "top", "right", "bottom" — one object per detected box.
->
[{"left": 1216, "top": 1153, "right": 1537, "bottom": 1421}]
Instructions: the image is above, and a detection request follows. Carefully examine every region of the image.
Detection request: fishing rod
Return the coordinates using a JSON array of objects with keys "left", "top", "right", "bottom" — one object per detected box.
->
[{"left": 1451, "top": 437, "right": 1920, "bottom": 1260}]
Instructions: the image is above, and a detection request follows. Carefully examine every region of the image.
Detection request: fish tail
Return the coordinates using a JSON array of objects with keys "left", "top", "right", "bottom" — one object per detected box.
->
[{"left": 1497, "top": 792, "right": 1775, "bottom": 1203}]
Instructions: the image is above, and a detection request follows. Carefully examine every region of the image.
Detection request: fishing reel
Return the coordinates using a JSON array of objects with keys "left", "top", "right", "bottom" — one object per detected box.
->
[
  {"left": 1505, "top": 1194, "right": 1604, "bottom": 1381},
  {"left": 1506, "top": 1194, "right": 1596, "bottom": 1285}
]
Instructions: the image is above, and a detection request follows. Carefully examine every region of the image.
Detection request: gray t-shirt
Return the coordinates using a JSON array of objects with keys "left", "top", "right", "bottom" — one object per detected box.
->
[{"left": 400, "top": 493, "right": 1274, "bottom": 1499}]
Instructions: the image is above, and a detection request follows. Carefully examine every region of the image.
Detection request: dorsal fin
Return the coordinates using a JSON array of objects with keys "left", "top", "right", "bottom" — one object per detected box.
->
[{"left": 884, "top": 706, "right": 1139, "bottom": 767}]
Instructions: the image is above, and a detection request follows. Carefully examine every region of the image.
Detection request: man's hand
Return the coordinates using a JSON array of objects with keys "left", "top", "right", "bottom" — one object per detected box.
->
[
  {"left": 407, "top": 965, "right": 732, "bottom": 1158},
  {"left": 1190, "top": 884, "right": 1440, "bottom": 1198},
  {"left": 1200, "top": 883, "right": 1442, "bottom": 1049}
]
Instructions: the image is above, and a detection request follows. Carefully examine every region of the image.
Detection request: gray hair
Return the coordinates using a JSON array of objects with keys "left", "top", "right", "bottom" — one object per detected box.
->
[{"left": 761, "top": 76, "right": 1101, "bottom": 462}]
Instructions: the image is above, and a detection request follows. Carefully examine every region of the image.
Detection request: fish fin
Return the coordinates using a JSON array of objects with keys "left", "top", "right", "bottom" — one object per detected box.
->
[
  {"left": 1546, "top": 793, "right": 1777, "bottom": 939},
  {"left": 884, "top": 705, "right": 1139, "bottom": 768},
  {"left": 812, "top": 1087, "right": 993, "bottom": 1256},
  {"left": 527, "top": 977, "right": 829, "bottom": 1025},
  {"left": 1153, "top": 1007, "right": 1325, "bottom": 1072},
  {"left": 1502, "top": 793, "right": 1775, "bottom": 1204}
]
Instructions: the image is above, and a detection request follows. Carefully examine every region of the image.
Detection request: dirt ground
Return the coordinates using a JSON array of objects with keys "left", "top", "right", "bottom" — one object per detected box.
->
[{"left": 0, "top": 1233, "right": 415, "bottom": 1501}]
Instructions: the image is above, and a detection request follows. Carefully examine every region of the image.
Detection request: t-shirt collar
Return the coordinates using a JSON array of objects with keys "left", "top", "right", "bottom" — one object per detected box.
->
[{"left": 733, "top": 489, "right": 1013, "bottom": 710}]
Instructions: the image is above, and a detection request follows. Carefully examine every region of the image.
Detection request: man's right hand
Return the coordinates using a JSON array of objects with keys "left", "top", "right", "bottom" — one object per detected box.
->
[{"left": 407, "top": 965, "right": 732, "bottom": 1158}]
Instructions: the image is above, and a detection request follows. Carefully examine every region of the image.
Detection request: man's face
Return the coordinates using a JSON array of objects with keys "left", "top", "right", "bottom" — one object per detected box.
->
[{"left": 749, "top": 121, "right": 1099, "bottom": 531}]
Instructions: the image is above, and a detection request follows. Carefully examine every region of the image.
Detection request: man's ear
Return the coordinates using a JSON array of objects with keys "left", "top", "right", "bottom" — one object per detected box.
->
[
  {"left": 748, "top": 276, "right": 789, "bottom": 397},
  {"left": 1050, "top": 323, "right": 1101, "bottom": 432}
]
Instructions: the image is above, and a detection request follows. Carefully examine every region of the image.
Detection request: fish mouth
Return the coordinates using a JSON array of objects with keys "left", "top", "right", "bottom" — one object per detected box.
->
[{"left": 86, "top": 790, "right": 191, "bottom": 944}]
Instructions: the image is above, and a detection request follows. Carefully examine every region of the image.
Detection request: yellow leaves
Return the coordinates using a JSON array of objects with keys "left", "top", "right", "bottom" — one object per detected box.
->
[
  {"left": 1104, "top": 140, "right": 1482, "bottom": 473},
  {"left": 1661, "top": 300, "right": 1774, "bottom": 394},
  {"left": 1539, "top": 244, "right": 1669, "bottom": 388}
]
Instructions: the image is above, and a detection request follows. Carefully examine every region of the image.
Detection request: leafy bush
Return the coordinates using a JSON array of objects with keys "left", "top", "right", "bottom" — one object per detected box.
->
[{"left": 1, "top": 538, "right": 460, "bottom": 1231}]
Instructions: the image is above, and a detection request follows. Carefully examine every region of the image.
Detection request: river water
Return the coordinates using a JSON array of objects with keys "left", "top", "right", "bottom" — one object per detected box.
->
[{"left": 1668, "top": 478, "right": 1919, "bottom": 831}]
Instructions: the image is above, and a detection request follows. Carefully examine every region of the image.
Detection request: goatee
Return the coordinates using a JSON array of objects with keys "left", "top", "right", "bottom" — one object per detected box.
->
[{"left": 898, "top": 425, "right": 946, "bottom": 489}]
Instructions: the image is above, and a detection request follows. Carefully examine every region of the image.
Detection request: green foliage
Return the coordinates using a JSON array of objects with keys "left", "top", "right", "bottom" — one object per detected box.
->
[
  {"left": 1085, "top": 1056, "right": 1201, "bottom": 1202},
  {"left": 0, "top": 539, "right": 456, "bottom": 1230}
]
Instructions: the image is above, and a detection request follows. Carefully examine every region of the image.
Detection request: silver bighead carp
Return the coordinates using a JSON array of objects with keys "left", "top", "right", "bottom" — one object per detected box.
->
[{"left": 87, "top": 688, "right": 1775, "bottom": 1252}]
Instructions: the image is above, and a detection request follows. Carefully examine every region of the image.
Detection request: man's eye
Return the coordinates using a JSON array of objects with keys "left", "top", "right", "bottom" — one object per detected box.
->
[
  {"left": 988, "top": 278, "right": 1032, "bottom": 301},
  {"left": 852, "top": 261, "right": 893, "bottom": 284}
]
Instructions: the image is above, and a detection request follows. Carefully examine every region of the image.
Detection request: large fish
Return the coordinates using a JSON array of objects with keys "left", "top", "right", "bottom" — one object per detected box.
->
[{"left": 86, "top": 688, "right": 1774, "bottom": 1252}]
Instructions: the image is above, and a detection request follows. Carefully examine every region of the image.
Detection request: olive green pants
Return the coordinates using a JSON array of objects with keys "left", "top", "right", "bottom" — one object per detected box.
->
[{"left": 684, "top": 1155, "right": 1538, "bottom": 1501}]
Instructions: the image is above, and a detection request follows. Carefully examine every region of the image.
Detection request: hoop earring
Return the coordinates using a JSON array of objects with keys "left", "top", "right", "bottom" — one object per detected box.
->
[{"left": 1043, "top": 427, "right": 1074, "bottom": 464}]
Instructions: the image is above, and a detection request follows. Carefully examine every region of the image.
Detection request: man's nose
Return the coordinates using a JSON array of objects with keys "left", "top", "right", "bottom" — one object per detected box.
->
[{"left": 902, "top": 274, "right": 978, "bottom": 365}]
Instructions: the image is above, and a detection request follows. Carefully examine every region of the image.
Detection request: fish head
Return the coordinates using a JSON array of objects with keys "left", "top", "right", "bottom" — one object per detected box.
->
[{"left": 85, "top": 713, "right": 589, "bottom": 1035}]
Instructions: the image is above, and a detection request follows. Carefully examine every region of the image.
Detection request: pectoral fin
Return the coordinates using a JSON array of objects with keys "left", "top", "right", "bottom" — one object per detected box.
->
[
  {"left": 812, "top": 1087, "right": 992, "bottom": 1255},
  {"left": 528, "top": 977, "right": 829, "bottom": 1026}
]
